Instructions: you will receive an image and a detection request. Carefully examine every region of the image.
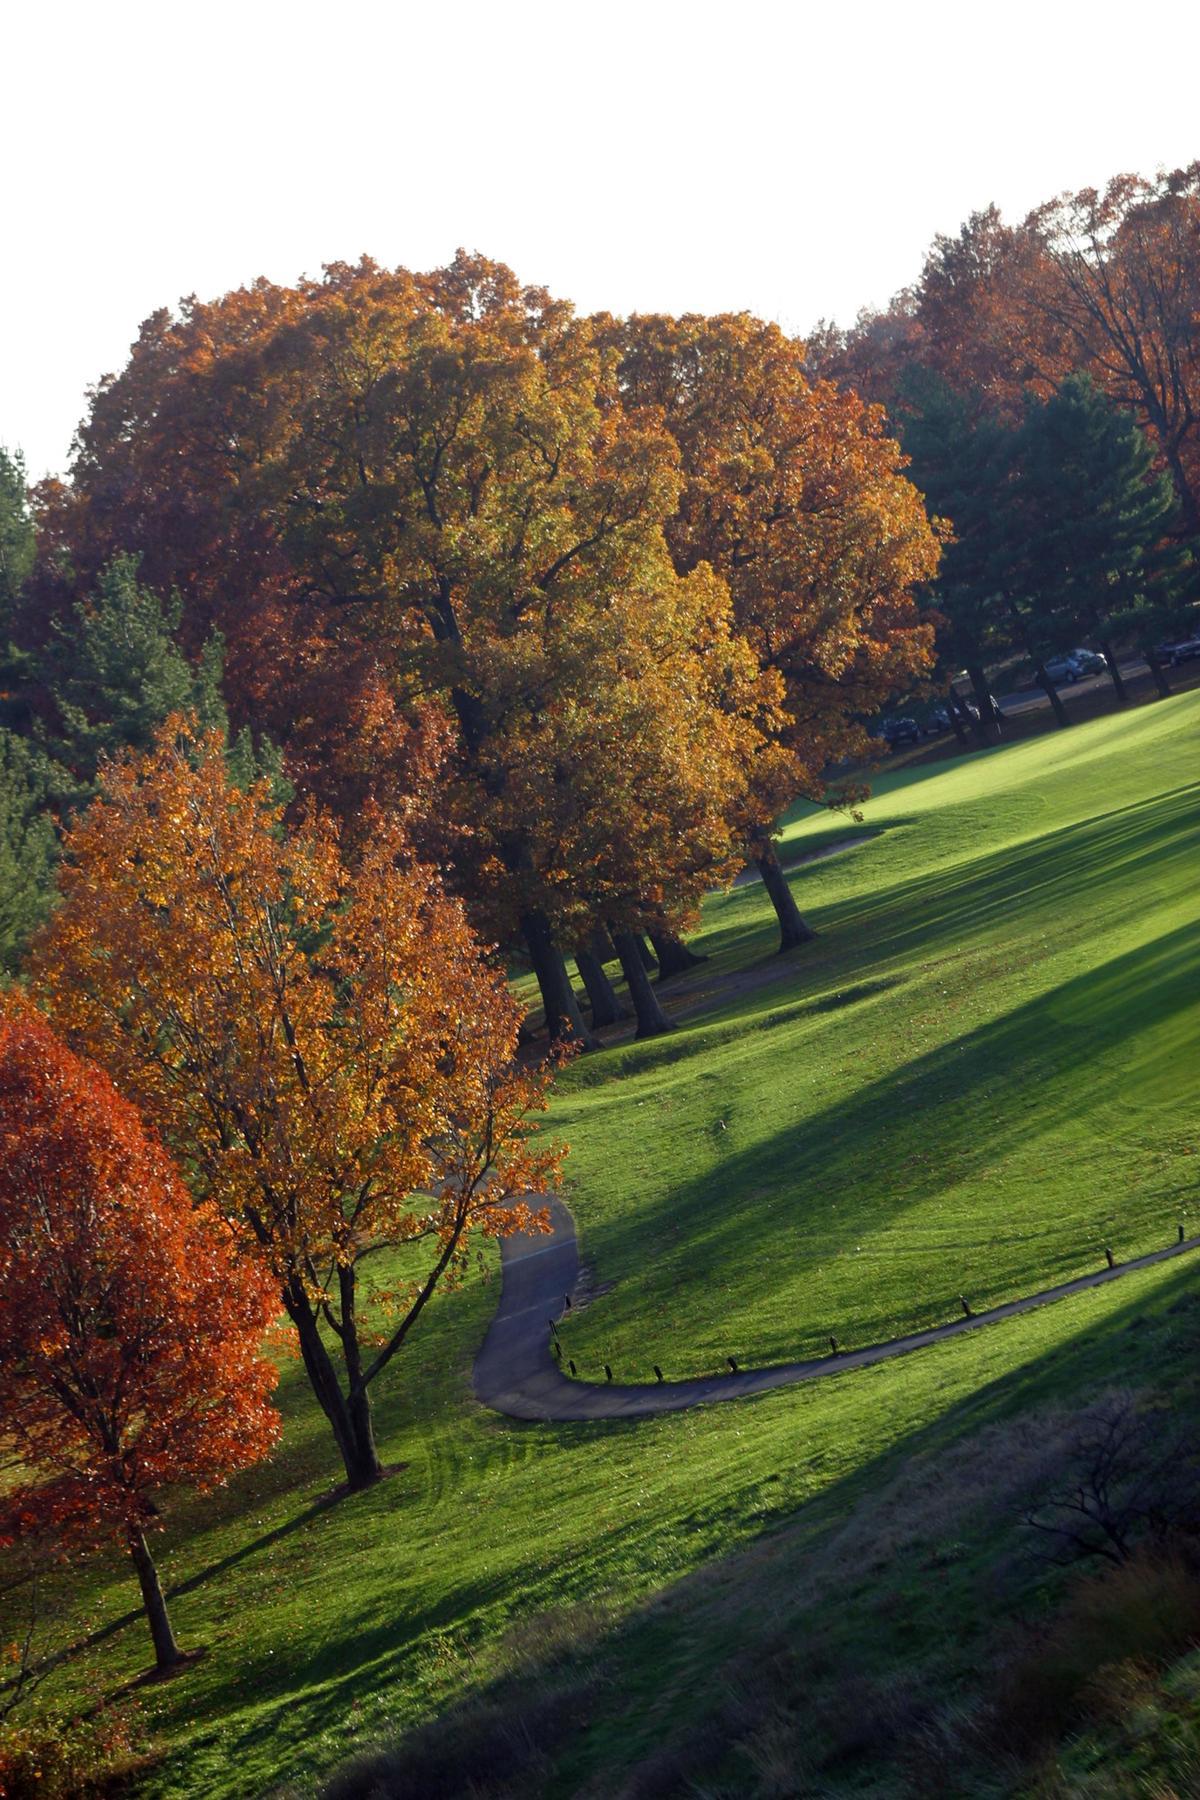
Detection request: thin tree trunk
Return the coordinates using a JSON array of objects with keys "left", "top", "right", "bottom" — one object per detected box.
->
[
  {"left": 945, "top": 685, "right": 969, "bottom": 746},
  {"left": 755, "top": 843, "right": 816, "bottom": 952},
  {"left": 1099, "top": 640, "right": 1129, "bottom": 704},
  {"left": 648, "top": 928, "right": 708, "bottom": 980},
  {"left": 967, "top": 664, "right": 1001, "bottom": 740},
  {"left": 338, "top": 1264, "right": 384, "bottom": 1491},
  {"left": 611, "top": 927, "right": 674, "bottom": 1037},
  {"left": 520, "top": 910, "right": 598, "bottom": 1050},
  {"left": 1035, "top": 665, "right": 1071, "bottom": 728},
  {"left": 575, "top": 943, "right": 629, "bottom": 1027},
  {"left": 634, "top": 934, "right": 657, "bottom": 973},
  {"left": 1159, "top": 436, "right": 1200, "bottom": 538},
  {"left": 127, "top": 1526, "right": 184, "bottom": 1673},
  {"left": 1146, "top": 648, "right": 1172, "bottom": 698},
  {"left": 344, "top": 1387, "right": 381, "bottom": 1489},
  {"left": 590, "top": 924, "right": 619, "bottom": 962},
  {"left": 285, "top": 1281, "right": 368, "bottom": 1488}
]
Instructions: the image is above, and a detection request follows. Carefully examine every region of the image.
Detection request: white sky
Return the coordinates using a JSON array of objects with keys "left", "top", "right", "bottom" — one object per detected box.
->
[{"left": 5, "top": 0, "right": 1198, "bottom": 478}]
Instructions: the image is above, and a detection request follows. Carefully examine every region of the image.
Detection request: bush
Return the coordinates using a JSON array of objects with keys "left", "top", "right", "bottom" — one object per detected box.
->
[
  {"left": 992, "top": 1550, "right": 1200, "bottom": 1754},
  {"left": 0, "top": 1705, "right": 143, "bottom": 1799}
]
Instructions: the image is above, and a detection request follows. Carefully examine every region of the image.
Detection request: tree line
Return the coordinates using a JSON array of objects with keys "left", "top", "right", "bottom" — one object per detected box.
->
[
  {"left": 2, "top": 259, "right": 941, "bottom": 1043},
  {"left": 1, "top": 163, "right": 1197, "bottom": 1678},
  {"left": 811, "top": 162, "right": 1200, "bottom": 729}
]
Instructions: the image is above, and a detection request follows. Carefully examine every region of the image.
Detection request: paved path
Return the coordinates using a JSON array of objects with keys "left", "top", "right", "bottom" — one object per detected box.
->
[
  {"left": 731, "top": 835, "right": 872, "bottom": 886},
  {"left": 473, "top": 1199, "right": 1200, "bottom": 1422}
]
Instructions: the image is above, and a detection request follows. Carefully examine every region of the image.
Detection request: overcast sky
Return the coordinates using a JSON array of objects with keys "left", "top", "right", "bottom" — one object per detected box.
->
[{"left": 5, "top": 0, "right": 1198, "bottom": 477}]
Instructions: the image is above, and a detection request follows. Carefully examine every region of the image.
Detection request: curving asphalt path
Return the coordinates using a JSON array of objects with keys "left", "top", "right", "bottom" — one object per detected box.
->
[{"left": 472, "top": 1199, "right": 1200, "bottom": 1422}]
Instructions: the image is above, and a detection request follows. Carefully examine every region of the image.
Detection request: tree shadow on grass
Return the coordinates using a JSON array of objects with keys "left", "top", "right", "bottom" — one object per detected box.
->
[
  {"left": 818, "top": 780, "right": 1198, "bottom": 969},
  {"left": 571, "top": 777, "right": 1198, "bottom": 1091},
  {"left": 254, "top": 1257, "right": 1200, "bottom": 1797},
  {"left": 567, "top": 909, "right": 1198, "bottom": 1363}
]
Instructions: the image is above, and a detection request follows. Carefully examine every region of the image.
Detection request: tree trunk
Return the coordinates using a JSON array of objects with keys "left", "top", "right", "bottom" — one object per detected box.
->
[
  {"left": 1158, "top": 434, "right": 1200, "bottom": 539},
  {"left": 1099, "top": 640, "right": 1129, "bottom": 704},
  {"left": 611, "top": 928, "right": 674, "bottom": 1037},
  {"left": 285, "top": 1280, "right": 382, "bottom": 1490},
  {"left": 1035, "top": 665, "right": 1071, "bottom": 728},
  {"left": 127, "top": 1526, "right": 184, "bottom": 1673},
  {"left": 945, "top": 685, "right": 969, "bottom": 746},
  {"left": 590, "top": 923, "right": 619, "bottom": 962},
  {"left": 344, "top": 1385, "right": 382, "bottom": 1489},
  {"left": 1146, "top": 648, "right": 1172, "bottom": 698},
  {"left": 967, "top": 664, "right": 1002, "bottom": 740},
  {"left": 755, "top": 844, "right": 816, "bottom": 952},
  {"left": 337, "top": 1264, "right": 384, "bottom": 1491},
  {"left": 520, "top": 910, "right": 598, "bottom": 1050},
  {"left": 634, "top": 934, "right": 657, "bottom": 973},
  {"left": 648, "top": 928, "right": 708, "bottom": 980},
  {"left": 574, "top": 943, "right": 629, "bottom": 1027}
]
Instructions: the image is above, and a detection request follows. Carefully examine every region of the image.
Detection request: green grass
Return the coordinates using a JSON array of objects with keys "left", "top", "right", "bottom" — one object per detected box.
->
[
  {"left": 556, "top": 693, "right": 1200, "bottom": 1375},
  {"left": 11, "top": 692, "right": 1200, "bottom": 1798}
]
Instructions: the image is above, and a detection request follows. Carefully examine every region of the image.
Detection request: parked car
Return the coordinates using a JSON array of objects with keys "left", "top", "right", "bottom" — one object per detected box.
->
[
  {"left": 879, "top": 716, "right": 922, "bottom": 746},
  {"left": 1044, "top": 649, "right": 1105, "bottom": 684},
  {"left": 1156, "top": 632, "right": 1200, "bottom": 667},
  {"left": 925, "top": 708, "right": 952, "bottom": 734}
]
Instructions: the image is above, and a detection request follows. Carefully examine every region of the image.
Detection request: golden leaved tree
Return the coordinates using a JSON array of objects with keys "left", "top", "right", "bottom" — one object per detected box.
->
[{"left": 32, "top": 720, "right": 562, "bottom": 1490}]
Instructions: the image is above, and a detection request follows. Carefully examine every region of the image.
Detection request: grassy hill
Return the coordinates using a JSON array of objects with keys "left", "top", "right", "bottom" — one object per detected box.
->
[{"left": 12, "top": 691, "right": 1200, "bottom": 1798}]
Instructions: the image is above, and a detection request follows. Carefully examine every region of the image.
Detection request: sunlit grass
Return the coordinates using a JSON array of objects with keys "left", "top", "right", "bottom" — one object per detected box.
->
[{"left": 15, "top": 690, "right": 1199, "bottom": 1798}]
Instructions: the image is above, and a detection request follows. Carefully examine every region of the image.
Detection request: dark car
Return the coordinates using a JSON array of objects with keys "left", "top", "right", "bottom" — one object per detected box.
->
[
  {"left": 880, "top": 716, "right": 922, "bottom": 746},
  {"left": 1158, "top": 633, "right": 1200, "bottom": 667}
]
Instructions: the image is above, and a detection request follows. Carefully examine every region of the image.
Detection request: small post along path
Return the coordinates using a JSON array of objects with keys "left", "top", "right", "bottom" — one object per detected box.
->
[{"left": 473, "top": 1198, "right": 1200, "bottom": 1422}]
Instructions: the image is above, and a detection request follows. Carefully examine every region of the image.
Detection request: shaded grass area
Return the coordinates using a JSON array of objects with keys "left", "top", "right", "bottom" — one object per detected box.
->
[
  {"left": 7, "top": 693, "right": 1199, "bottom": 1799},
  {"left": 554, "top": 694, "right": 1200, "bottom": 1377},
  {"left": 312, "top": 1256, "right": 1200, "bottom": 1800}
]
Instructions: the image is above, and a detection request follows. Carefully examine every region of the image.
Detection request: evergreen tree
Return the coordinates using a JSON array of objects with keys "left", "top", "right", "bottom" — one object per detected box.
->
[
  {"left": 896, "top": 372, "right": 1016, "bottom": 734},
  {"left": 0, "top": 447, "right": 34, "bottom": 608},
  {"left": 43, "top": 555, "right": 228, "bottom": 791},
  {"left": 0, "top": 731, "right": 61, "bottom": 973},
  {"left": 1009, "top": 377, "right": 1196, "bottom": 702},
  {"left": 0, "top": 447, "right": 38, "bottom": 734}
]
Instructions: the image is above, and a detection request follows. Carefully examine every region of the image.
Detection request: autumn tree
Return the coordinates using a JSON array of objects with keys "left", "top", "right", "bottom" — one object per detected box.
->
[
  {"left": 454, "top": 562, "right": 777, "bottom": 1037},
  {"left": 33, "top": 719, "right": 562, "bottom": 1491},
  {"left": 0, "top": 1004, "right": 280, "bottom": 1674},
  {"left": 51, "top": 256, "right": 782, "bottom": 1043},
  {"left": 607, "top": 312, "right": 939, "bottom": 949},
  {"left": 1027, "top": 166, "right": 1200, "bottom": 532}
]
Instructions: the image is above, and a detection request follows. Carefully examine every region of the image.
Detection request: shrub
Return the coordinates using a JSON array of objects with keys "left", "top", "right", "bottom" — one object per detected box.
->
[
  {"left": 992, "top": 1549, "right": 1200, "bottom": 1754},
  {"left": 0, "top": 1705, "right": 144, "bottom": 1799}
]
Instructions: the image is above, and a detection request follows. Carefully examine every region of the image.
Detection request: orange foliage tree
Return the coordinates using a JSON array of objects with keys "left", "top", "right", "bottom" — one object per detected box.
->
[
  {"left": 608, "top": 312, "right": 939, "bottom": 947},
  {"left": 47, "top": 256, "right": 775, "bottom": 1044},
  {"left": 1027, "top": 165, "right": 1200, "bottom": 533},
  {"left": 32, "top": 720, "right": 562, "bottom": 1491},
  {"left": 0, "top": 1004, "right": 280, "bottom": 1673}
]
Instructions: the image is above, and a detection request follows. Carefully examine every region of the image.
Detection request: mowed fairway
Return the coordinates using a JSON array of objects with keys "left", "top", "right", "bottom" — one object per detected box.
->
[
  {"left": 20, "top": 693, "right": 1200, "bottom": 1799},
  {"left": 556, "top": 691, "right": 1200, "bottom": 1376}
]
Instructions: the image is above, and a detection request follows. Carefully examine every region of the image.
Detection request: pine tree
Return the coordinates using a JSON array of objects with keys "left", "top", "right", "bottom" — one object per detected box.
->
[
  {"left": 896, "top": 372, "right": 1018, "bottom": 732},
  {"left": 0, "top": 448, "right": 37, "bottom": 735},
  {"left": 1009, "top": 377, "right": 1196, "bottom": 701},
  {"left": 43, "top": 555, "right": 227, "bottom": 790},
  {"left": 0, "top": 731, "right": 62, "bottom": 973}
]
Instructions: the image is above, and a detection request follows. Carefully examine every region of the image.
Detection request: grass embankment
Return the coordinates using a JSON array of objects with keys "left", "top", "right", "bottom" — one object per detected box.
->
[
  {"left": 557, "top": 692, "right": 1200, "bottom": 1376},
  {"left": 10, "top": 692, "right": 1199, "bottom": 1799}
]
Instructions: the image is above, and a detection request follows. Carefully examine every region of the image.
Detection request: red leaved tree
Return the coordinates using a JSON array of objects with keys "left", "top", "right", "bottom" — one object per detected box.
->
[
  {"left": 32, "top": 720, "right": 564, "bottom": 1489},
  {"left": 0, "top": 1004, "right": 281, "bottom": 1675}
]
